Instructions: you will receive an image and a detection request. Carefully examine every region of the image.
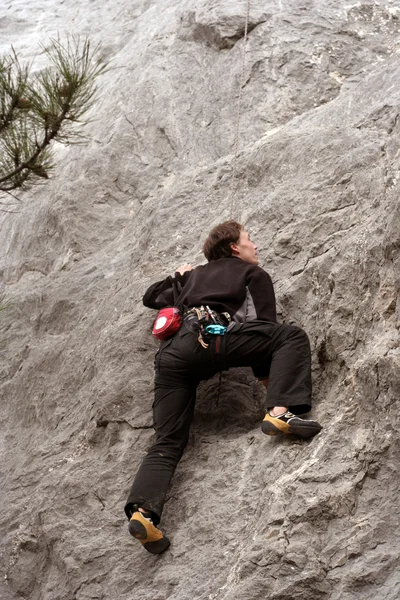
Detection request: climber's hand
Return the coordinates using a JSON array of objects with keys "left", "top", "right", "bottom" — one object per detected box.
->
[{"left": 176, "top": 263, "right": 193, "bottom": 275}]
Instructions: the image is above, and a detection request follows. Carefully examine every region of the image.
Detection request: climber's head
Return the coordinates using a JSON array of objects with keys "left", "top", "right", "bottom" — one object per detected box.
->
[{"left": 203, "top": 221, "right": 258, "bottom": 265}]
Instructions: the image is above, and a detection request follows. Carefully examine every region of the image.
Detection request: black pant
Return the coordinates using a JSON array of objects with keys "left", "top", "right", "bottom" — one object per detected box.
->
[{"left": 125, "top": 321, "right": 312, "bottom": 523}]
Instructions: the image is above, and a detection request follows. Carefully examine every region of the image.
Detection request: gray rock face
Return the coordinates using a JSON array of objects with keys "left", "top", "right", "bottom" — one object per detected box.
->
[{"left": 1, "top": 1, "right": 399, "bottom": 599}]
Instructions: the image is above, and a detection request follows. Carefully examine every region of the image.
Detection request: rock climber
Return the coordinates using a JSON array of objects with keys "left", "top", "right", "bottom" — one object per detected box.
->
[{"left": 125, "top": 220, "right": 322, "bottom": 554}]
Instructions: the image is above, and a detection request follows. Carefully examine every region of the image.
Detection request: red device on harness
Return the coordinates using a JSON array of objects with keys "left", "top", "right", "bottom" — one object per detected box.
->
[{"left": 152, "top": 307, "right": 181, "bottom": 340}]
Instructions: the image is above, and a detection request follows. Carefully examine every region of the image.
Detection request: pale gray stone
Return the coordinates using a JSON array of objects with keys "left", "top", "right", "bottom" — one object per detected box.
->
[{"left": 0, "top": 1, "right": 399, "bottom": 599}]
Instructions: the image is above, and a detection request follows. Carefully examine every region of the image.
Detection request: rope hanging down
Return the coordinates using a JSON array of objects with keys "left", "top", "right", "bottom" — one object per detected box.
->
[
  {"left": 217, "top": 0, "right": 251, "bottom": 410},
  {"left": 230, "top": 0, "right": 251, "bottom": 218}
]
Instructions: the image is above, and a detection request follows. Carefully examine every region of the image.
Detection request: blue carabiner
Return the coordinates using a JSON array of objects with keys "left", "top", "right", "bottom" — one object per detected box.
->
[{"left": 205, "top": 324, "right": 227, "bottom": 336}]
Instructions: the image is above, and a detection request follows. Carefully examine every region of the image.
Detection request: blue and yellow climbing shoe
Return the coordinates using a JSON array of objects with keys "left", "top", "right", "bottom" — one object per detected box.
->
[
  {"left": 128, "top": 511, "right": 170, "bottom": 554},
  {"left": 262, "top": 411, "right": 322, "bottom": 439}
]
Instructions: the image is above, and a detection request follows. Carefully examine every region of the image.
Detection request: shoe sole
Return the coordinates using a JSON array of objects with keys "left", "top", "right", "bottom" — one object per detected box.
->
[
  {"left": 262, "top": 417, "right": 322, "bottom": 439},
  {"left": 128, "top": 519, "right": 171, "bottom": 555}
]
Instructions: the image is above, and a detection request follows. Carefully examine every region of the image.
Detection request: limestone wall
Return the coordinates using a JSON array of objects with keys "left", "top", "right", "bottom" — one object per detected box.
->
[{"left": 0, "top": 2, "right": 399, "bottom": 599}]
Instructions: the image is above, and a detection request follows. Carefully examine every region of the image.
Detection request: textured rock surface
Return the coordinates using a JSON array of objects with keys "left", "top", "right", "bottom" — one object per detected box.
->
[{"left": 1, "top": 1, "right": 400, "bottom": 599}]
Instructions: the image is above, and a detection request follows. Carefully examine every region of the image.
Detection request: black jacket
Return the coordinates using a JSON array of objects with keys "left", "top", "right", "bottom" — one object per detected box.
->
[{"left": 143, "top": 257, "right": 276, "bottom": 323}]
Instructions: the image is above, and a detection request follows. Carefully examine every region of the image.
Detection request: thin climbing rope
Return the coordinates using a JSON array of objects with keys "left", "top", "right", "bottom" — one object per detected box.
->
[
  {"left": 216, "top": 1, "right": 251, "bottom": 408},
  {"left": 230, "top": 0, "right": 251, "bottom": 218},
  {"left": 228, "top": 3, "right": 398, "bottom": 219}
]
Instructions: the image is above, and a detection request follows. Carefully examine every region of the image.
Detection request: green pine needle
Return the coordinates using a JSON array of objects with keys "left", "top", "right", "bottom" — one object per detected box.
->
[{"left": 0, "top": 36, "right": 107, "bottom": 195}]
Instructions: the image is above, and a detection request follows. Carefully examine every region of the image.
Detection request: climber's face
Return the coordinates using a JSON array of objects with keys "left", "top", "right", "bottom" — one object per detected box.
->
[{"left": 230, "top": 230, "right": 258, "bottom": 265}]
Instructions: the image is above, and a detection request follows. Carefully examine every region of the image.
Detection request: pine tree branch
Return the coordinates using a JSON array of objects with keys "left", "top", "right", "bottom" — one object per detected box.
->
[
  {"left": 0, "top": 37, "right": 106, "bottom": 194},
  {"left": 0, "top": 104, "right": 66, "bottom": 187},
  {"left": 0, "top": 50, "right": 31, "bottom": 134}
]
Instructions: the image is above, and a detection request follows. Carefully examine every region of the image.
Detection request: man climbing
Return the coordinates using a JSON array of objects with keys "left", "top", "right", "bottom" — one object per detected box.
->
[{"left": 125, "top": 220, "right": 322, "bottom": 554}]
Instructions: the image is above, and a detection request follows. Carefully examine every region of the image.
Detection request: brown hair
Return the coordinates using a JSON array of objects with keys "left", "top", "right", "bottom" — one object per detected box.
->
[{"left": 203, "top": 220, "right": 243, "bottom": 261}]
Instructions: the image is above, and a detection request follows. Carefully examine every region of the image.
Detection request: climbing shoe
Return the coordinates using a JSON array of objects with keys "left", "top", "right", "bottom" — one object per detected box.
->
[
  {"left": 262, "top": 411, "right": 322, "bottom": 439},
  {"left": 128, "top": 511, "right": 170, "bottom": 555}
]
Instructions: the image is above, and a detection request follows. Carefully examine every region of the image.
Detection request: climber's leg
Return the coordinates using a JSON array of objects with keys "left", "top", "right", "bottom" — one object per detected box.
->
[{"left": 224, "top": 321, "right": 322, "bottom": 437}]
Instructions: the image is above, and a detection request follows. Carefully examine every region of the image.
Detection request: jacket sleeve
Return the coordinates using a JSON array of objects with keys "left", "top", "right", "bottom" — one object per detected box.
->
[
  {"left": 143, "top": 270, "right": 192, "bottom": 309},
  {"left": 247, "top": 267, "right": 277, "bottom": 322}
]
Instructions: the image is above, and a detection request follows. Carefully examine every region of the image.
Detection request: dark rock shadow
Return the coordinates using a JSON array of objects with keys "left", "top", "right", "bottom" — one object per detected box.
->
[{"left": 193, "top": 367, "right": 266, "bottom": 434}]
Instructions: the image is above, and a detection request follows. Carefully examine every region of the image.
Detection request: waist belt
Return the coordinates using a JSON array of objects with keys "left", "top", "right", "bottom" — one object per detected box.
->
[{"left": 183, "top": 306, "right": 231, "bottom": 348}]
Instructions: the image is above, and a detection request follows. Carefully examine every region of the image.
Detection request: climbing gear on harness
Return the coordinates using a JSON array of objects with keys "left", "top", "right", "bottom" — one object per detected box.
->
[
  {"left": 205, "top": 324, "right": 227, "bottom": 335},
  {"left": 128, "top": 511, "right": 171, "bottom": 554},
  {"left": 184, "top": 306, "right": 231, "bottom": 348},
  {"left": 152, "top": 307, "right": 181, "bottom": 340},
  {"left": 262, "top": 411, "right": 322, "bottom": 439}
]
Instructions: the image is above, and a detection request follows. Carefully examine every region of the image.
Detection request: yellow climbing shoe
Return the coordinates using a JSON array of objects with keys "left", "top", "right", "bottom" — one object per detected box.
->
[
  {"left": 262, "top": 411, "right": 322, "bottom": 439},
  {"left": 128, "top": 511, "right": 170, "bottom": 554}
]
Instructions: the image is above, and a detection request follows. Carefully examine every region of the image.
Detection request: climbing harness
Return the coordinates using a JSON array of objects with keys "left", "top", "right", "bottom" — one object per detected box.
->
[
  {"left": 152, "top": 304, "right": 231, "bottom": 346},
  {"left": 184, "top": 306, "right": 231, "bottom": 349}
]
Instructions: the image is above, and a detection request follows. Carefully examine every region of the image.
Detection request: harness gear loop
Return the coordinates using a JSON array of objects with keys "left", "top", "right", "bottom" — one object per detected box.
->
[
  {"left": 183, "top": 306, "right": 230, "bottom": 349},
  {"left": 230, "top": 0, "right": 251, "bottom": 218},
  {"left": 198, "top": 334, "right": 209, "bottom": 349}
]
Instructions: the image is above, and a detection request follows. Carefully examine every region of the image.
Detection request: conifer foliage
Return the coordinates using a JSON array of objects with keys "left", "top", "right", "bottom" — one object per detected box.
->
[{"left": 0, "top": 37, "right": 105, "bottom": 200}]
